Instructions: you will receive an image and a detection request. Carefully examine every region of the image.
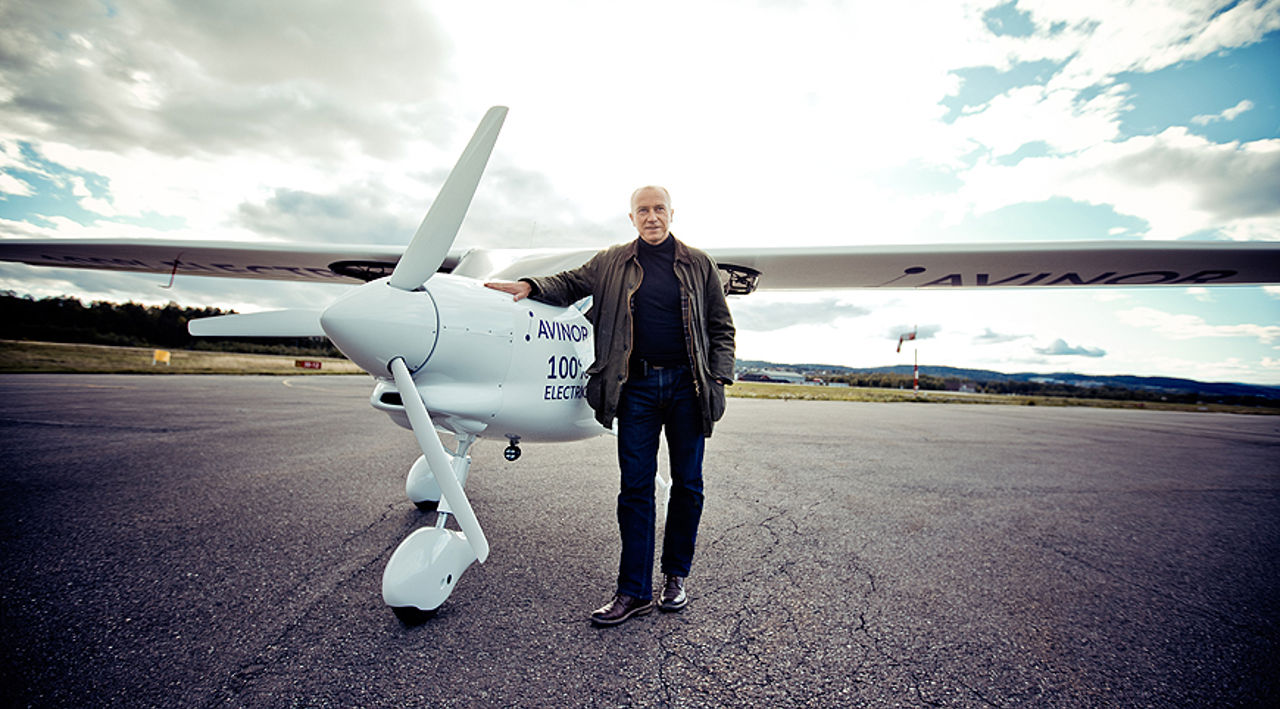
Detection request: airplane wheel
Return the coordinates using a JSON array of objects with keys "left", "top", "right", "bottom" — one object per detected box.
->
[
  {"left": 413, "top": 499, "right": 439, "bottom": 512},
  {"left": 391, "top": 605, "right": 437, "bottom": 626},
  {"left": 504, "top": 444, "right": 521, "bottom": 461}
]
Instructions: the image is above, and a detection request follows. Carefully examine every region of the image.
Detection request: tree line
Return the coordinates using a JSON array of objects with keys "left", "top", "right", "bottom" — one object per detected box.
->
[
  {"left": 0, "top": 292, "right": 341, "bottom": 357},
  {"left": 821, "top": 371, "right": 1277, "bottom": 409}
]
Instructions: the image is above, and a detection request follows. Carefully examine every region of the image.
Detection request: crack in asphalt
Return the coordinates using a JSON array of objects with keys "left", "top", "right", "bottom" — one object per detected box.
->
[
  {"left": 663, "top": 499, "right": 908, "bottom": 706},
  {"left": 203, "top": 498, "right": 411, "bottom": 707},
  {"left": 835, "top": 534, "right": 1018, "bottom": 708},
  {"left": 701, "top": 468, "right": 1015, "bottom": 706},
  {"left": 1034, "top": 538, "right": 1264, "bottom": 637}
]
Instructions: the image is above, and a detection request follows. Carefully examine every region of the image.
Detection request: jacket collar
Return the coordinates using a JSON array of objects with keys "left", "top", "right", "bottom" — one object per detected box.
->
[{"left": 625, "top": 233, "right": 692, "bottom": 263}]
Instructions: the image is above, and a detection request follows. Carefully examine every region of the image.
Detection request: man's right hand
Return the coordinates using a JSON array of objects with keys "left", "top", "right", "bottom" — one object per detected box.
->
[{"left": 484, "top": 280, "right": 532, "bottom": 301}]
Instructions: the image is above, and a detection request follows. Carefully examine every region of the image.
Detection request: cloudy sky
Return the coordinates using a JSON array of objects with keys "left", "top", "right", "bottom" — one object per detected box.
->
[{"left": 2, "top": 0, "right": 1278, "bottom": 384}]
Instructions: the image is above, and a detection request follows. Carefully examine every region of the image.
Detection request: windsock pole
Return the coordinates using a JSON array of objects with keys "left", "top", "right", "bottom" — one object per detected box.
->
[{"left": 913, "top": 347, "right": 919, "bottom": 394}]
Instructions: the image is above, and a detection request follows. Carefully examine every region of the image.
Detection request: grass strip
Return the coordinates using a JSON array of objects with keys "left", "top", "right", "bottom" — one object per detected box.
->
[
  {"left": 0, "top": 340, "right": 362, "bottom": 375},
  {"left": 727, "top": 382, "right": 1276, "bottom": 414}
]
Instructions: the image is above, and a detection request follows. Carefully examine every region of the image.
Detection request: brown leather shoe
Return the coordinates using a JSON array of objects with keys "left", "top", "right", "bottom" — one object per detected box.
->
[
  {"left": 659, "top": 574, "right": 687, "bottom": 612},
  {"left": 590, "top": 593, "right": 655, "bottom": 626}
]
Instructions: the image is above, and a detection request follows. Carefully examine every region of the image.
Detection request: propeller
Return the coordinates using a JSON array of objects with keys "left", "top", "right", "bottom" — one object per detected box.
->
[
  {"left": 387, "top": 105, "right": 508, "bottom": 291},
  {"left": 188, "top": 309, "right": 324, "bottom": 337}
]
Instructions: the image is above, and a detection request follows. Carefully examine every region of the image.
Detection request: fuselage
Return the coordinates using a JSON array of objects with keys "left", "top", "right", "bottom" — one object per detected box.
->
[{"left": 322, "top": 273, "right": 604, "bottom": 443}]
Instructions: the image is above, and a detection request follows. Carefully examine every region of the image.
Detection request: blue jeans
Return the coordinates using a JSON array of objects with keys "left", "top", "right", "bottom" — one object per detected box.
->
[{"left": 614, "top": 365, "right": 705, "bottom": 601}]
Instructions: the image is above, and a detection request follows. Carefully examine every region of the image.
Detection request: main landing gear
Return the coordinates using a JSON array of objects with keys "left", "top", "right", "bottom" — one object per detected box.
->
[{"left": 404, "top": 433, "right": 474, "bottom": 511}]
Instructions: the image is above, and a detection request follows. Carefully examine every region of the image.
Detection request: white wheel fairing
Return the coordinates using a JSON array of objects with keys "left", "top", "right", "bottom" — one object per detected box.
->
[{"left": 382, "top": 527, "right": 477, "bottom": 611}]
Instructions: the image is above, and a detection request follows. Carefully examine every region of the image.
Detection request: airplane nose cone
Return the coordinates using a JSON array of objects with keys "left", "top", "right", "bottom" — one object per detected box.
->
[{"left": 320, "top": 280, "right": 439, "bottom": 376}]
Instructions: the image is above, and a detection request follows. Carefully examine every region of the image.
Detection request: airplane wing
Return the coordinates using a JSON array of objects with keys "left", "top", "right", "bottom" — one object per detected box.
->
[
  {"left": 704, "top": 241, "right": 1280, "bottom": 291},
  {"left": 2, "top": 238, "right": 1278, "bottom": 293},
  {"left": 0, "top": 238, "right": 421, "bottom": 284}
]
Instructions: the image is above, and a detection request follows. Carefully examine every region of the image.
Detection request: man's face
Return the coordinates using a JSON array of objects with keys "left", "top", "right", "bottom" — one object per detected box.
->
[{"left": 629, "top": 188, "right": 673, "bottom": 245}]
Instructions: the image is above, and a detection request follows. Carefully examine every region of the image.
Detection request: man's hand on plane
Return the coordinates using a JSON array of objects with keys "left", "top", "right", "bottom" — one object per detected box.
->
[{"left": 484, "top": 280, "right": 532, "bottom": 301}]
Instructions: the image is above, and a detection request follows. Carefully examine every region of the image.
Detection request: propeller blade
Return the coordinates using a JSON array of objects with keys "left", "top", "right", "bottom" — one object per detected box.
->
[
  {"left": 188, "top": 309, "right": 324, "bottom": 337},
  {"left": 387, "top": 106, "right": 509, "bottom": 291},
  {"left": 389, "top": 357, "right": 490, "bottom": 563}
]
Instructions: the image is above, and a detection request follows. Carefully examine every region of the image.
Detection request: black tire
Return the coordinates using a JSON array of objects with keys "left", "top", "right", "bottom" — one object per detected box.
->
[{"left": 391, "top": 605, "right": 437, "bottom": 626}]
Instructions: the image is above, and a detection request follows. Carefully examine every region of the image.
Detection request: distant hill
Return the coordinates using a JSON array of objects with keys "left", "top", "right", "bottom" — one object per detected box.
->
[{"left": 736, "top": 359, "right": 1280, "bottom": 402}]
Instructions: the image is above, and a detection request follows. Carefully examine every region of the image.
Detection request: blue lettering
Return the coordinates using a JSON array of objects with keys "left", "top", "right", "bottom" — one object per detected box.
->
[
  {"left": 543, "top": 384, "right": 586, "bottom": 400},
  {"left": 536, "top": 320, "right": 589, "bottom": 342}
]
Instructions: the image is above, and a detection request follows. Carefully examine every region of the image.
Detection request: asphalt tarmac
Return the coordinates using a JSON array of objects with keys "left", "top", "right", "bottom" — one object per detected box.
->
[{"left": 1, "top": 374, "right": 1277, "bottom": 708}]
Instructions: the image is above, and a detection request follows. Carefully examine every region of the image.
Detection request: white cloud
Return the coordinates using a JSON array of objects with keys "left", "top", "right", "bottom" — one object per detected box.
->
[
  {"left": 1193, "top": 99, "right": 1256, "bottom": 125},
  {"left": 1021, "top": 0, "right": 1280, "bottom": 83},
  {"left": 974, "top": 328, "right": 1029, "bottom": 344},
  {"left": 1035, "top": 338, "right": 1106, "bottom": 357},
  {"left": 732, "top": 297, "right": 870, "bottom": 332},
  {"left": 949, "top": 83, "right": 1127, "bottom": 158},
  {"left": 954, "top": 128, "right": 1280, "bottom": 238},
  {"left": 0, "top": 0, "right": 451, "bottom": 158},
  {"left": 0, "top": 171, "right": 32, "bottom": 197},
  {"left": 1117, "top": 306, "right": 1280, "bottom": 344},
  {"left": 1185, "top": 286, "right": 1213, "bottom": 302},
  {"left": 930, "top": 2, "right": 1280, "bottom": 237}
]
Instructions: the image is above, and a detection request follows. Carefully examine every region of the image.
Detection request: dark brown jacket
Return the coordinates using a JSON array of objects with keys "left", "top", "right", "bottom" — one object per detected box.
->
[{"left": 524, "top": 235, "right": 736, "bottom": 435}]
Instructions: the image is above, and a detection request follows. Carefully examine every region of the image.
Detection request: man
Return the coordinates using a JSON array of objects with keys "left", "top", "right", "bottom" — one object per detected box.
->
[{"left": 485, "top": 186, "right": 736, "bottom": 626}]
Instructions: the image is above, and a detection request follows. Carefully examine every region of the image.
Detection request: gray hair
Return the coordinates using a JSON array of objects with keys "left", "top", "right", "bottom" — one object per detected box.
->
[{"left": 630, "top": 185, "right": 672, "bottom": 212}]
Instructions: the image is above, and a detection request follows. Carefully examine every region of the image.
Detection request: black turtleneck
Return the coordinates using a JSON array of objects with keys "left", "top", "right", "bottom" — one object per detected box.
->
[{"left": 631, "top": 235, "right": 687, "bottom": 368}]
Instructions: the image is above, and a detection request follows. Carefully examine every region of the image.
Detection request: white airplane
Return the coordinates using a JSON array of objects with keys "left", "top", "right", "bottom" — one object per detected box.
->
[{"left": 3, "top": 106, "right": 1279, "bottom": 616}]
